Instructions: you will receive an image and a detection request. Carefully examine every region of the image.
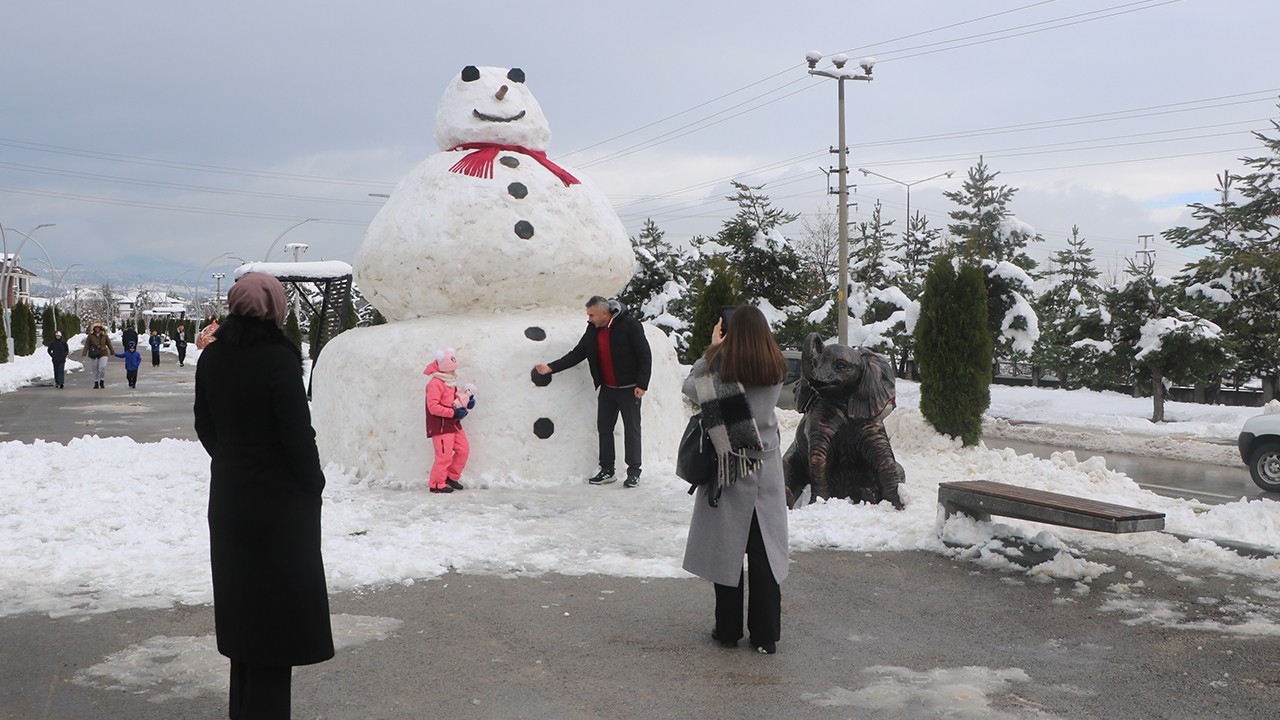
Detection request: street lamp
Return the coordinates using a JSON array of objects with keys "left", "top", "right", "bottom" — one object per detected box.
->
[
  {"left": 806, "top": 51, "right": 874, "bottom": 346},
  {"left": 211, "top": 272, "right": 227, "bottom": 317},
  {"left": 263, "top": 218, "right": 317, "bottom": 261},
  {"left": 284, "top": 242, "right": 309, "bottom": 262},
  {"left": 857, "top": 168, "right": 954, "bottom": 253},
  {"left": 1, "top": 222, "right": 56, "bottom": 362}
]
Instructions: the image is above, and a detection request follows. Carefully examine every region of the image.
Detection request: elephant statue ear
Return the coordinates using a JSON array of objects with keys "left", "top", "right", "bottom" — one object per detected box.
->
[
  {"left": 847, "top": 351, "right": 896, "bottom": 419},
  {"left": 801, "top": 332, "right": 823, "bottom": 380}
]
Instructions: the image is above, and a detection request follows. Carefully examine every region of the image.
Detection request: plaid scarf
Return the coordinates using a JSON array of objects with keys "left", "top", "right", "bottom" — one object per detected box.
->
[{"left": 692, "top": 360, "right": 764, "bottom": 488}]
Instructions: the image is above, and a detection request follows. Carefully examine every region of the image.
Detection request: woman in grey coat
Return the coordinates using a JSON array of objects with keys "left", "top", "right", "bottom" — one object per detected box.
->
[{"left": 682, "top": 305, "right": 789, "bottom": 654}]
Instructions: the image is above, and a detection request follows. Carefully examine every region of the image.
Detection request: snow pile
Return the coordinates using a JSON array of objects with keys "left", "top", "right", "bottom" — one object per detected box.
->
[{"left": 3, "top": 402, "right": 1278, "bottom": 621}]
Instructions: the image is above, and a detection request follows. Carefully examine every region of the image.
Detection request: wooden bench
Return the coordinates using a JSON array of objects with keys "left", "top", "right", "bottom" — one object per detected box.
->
[{"left": 938, "top": 480, "right": 1166, "bottom": 534}]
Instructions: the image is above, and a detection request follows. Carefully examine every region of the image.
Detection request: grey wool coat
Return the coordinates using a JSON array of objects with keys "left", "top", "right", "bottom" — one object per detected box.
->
[{"left": 681, "top": 359, "right": 790, "bottom": 587}]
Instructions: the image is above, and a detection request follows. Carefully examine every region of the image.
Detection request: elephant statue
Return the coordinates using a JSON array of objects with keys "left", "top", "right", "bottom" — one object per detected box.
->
[{"left": 783, "top": 333, "right": 905, "bottom": 509}]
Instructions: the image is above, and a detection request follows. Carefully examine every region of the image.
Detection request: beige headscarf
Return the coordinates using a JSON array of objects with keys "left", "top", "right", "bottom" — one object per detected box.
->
[{"left": 227, "top": 272, "right": 288, "bottom": 329}]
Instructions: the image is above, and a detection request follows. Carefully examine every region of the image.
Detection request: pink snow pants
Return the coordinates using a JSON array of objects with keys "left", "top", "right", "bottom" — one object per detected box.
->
[{"left": 429, "top": 429, "right": 470, "bottom": 489}]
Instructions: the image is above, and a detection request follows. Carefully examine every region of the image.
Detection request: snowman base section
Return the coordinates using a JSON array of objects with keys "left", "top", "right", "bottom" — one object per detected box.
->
[{"left": 311, "top": 314, "right": 685, "bottom": 487}]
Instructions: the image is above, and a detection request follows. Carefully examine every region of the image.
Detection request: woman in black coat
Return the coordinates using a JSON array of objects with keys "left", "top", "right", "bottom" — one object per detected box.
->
[{"left": 194, "top": 272, "right": 334, "bottom": 720}]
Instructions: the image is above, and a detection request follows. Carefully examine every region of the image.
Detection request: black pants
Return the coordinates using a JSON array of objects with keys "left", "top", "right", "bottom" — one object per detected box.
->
[
  {"left": 713, "top": 513, "right": 781, "bottom": 644},
  {"left": 52, "top": 361, "right": 65, "bottom": 387},
  {"left": 126, "top": 369, "right": 138, "bottom": 387},
  {"left": 151, "top": 350, "right": 160, "bottom": 366},
  {"left": 229, "top": 660, "right": 291, "bottom": 720},
  {"left": 177, "top": 344, "right": 187, "bottom": 364},
  {"left": 597, "top": 385, "right": 642, "bottom": 475}
]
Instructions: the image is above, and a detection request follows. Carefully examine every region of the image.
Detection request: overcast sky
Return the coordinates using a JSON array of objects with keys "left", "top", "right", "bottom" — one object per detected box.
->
[{"left": 3, "top": 0, "right": 1278, "bottom": 295}]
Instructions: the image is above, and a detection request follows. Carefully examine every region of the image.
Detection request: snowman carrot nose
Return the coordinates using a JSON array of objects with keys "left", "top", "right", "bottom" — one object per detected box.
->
[{"left": 495, "top": 85, "right": 509, "bottom": 101}]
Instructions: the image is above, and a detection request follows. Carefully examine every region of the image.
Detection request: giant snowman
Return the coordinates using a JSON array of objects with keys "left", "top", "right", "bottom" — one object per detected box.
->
[{"left": 312, "top": 65, "right": 684, "bottom": 485}]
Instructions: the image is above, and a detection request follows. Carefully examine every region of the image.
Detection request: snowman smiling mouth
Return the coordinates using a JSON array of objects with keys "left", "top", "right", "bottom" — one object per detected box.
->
[{"left": 473, "top": 109, "right": 527, "bottom": 123}]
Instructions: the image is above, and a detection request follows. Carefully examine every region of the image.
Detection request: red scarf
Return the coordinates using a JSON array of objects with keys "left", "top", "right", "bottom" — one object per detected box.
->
[{"left": 448, "top": 143, "right": 580, "bottom": 187}]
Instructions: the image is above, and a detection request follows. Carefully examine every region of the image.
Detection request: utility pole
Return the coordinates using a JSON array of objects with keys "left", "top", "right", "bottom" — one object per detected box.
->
[
  {"left": 806, "top": 51, "right": 874, "bottom": 345},
  {"left": 1136, "top": 234, "right": 1156, "bottom": 273}
]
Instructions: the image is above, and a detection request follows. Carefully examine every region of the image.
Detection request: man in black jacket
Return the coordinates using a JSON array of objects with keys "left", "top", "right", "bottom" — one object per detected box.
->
[
  {"left": 46, "top": 331, "right": 69, "bottom": 389},
  {"left": 535, "top": 296, "right": 652, "bottom": 488}
]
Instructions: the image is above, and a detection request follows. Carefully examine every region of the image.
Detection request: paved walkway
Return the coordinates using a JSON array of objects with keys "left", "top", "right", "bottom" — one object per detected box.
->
[
  {"left": 0, "top": 350, "right": 198, "bottom": 444},
  {"left": 1, "top": 359, "right": 1278, "bottom": 718}
]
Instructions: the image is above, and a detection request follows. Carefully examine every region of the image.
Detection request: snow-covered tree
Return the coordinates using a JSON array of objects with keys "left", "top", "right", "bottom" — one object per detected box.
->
[
  {"left": 618, "top": 218, "right": 694, "bottom": 341},
  {"left": 1033, "top": 225, "right": 1105, "bottom": 387},
  {"left": 981, "top": 259, "right": 1039, "bottom": 375},
  {"left": 685, "top": 257, "right": 741, "bottom": 362},
  {"left": 710, "top": 181, "right": 808, "bottom": 346},
  {"left": 945, "top": 156, "right": 1043, "bottom": 270},
  {"left": 847, "top": 201, "right": 912, "bottom": 366},
  {"left": 1105, "top": 263, "right": 1232, "bottom": 422}
]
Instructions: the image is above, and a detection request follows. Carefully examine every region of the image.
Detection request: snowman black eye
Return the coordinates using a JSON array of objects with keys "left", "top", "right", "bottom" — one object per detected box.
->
[
  {"left": 507, "top": 68, "right": 525, "bottom": 83},
  {"left": 461, "top": 66, "right": 480, "bottom": 82}
]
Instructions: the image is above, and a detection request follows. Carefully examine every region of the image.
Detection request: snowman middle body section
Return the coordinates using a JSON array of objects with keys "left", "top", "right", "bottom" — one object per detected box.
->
[{"left": 356, "top": 149, "right": 634, "bottom": 318}]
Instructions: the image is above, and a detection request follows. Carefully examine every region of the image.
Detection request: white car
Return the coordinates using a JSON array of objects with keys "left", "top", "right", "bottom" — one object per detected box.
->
[{"left": 1238, "top": 413, "right": 1280, "bottom": 492}]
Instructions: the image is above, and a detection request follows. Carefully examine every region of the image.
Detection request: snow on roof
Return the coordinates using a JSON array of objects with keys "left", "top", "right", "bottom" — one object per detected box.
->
[{"left": 234, "top": 261, "right": 353, "bottom": 281}]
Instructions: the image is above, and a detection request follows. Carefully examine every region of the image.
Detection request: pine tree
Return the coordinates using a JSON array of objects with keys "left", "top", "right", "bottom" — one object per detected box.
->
[
  {"left": 1106, "top": 262, "right": 1232, "bottom": 422},
  {"left": 10, "top": 302, "right": 33, "bottom": 356},
  {"left": 23, "top": 303, "right": 37, "bottom": 355},
  {"left": 0, "top": 314, "right": 7, "bottom": 363},
  {"left": 685, "top": 258, "right": 741, "bottom": 362},
  {"left": 1032, "top": 225, "right": 1105, "bottom": 387},
  {"left": 618, "top": 218, "right": 695, "bottom": 349},
  {"left": 944, "top": 156, "right": 1042, "bottom": 268},
  {"left": 284, "top": 308, "right": 303, "bottom": 350},
  {"left": 895, "top": 211, "right": 942, "bottom": 298},
  {"left": 713, "top": 182, "right": 806, "bottom": 345},
  {"left": 915, "top": 254, "right": 991, "bottom": 446},
  {"left": 41, "top": 305, "right": 56, "bottom": 346}
]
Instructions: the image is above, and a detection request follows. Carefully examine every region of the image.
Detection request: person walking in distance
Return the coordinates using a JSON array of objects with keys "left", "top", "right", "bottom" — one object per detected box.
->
[
  {"left": 114, "top": 341, "right": 142, "bottom": 389},
  {"left": 194, "top": 272, "right": 334, "bottom": 719},
  {"left": 534, "top": 296, "right": 651, "bottom": 488},
  {"left": 148, "top": 330, "right": 162, "bottom": 367},
  {"left": 174, "top": 323, "right": 189, "bottom": 366},
  {"left": 81, "top": 322, "right": 114, "bottom": 389},
  {"left": 682, "top": 305, "right": 790, "bottom": 655},
  {"left": 47, "top": 330, "right": 69, "bottom": 388}
]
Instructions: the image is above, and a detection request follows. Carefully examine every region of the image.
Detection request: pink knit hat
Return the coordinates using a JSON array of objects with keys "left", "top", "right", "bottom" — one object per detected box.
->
[{"left": 434, "top": 347, "right": 459, "bottom": 372}]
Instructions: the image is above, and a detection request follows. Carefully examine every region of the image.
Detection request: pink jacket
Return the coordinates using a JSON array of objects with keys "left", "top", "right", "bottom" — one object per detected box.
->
[{"left": 424, "top": 360, "right": 468, "bottom": 437}]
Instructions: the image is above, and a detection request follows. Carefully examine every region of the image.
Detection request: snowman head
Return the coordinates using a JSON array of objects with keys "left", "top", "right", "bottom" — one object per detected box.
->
[{"left": 434, "top": 65, "right": 552, "bottom": 151}]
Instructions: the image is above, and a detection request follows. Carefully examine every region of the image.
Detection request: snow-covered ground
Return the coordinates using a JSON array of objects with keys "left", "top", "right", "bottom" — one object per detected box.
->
[{"left": 2, "top": 356, "right": 1279, "bottom": 624}]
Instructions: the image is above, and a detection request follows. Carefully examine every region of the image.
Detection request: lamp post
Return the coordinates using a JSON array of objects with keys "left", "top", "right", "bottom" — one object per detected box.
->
[
  {"left": 211, "top": 272, "right": 226, "bottom": 317},
  {"left": 263, "top": 218, "right": 317, "bottom": 261},
  {"left": 806, "top": 51, "right": 874, "bottom": 345},
  {"left": 284, "top": 242, "right": 309, "bottom": 262},
  {"left": 857, "top": 168, "right": 954, "bottom": 255},
  {"left": 1, "top": 223, "right": 56, "bottom": 362}
]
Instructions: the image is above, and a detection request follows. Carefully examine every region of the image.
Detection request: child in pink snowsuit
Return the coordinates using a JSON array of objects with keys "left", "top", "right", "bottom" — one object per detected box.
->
[{"left": 424, "top": 348, "right": 476, "bottom": 494}]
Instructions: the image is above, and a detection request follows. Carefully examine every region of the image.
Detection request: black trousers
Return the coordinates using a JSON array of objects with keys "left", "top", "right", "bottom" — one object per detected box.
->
[
  {"left": 151, "top": 350, "right": 160, "bottom": 366},
  {"left": 126, "top": 369, "right": 138, "bottom": 387},
  {"left": 52, "top": 361, "right": 65, "bottom": 387},
  {"left": 597, "top": 385, "right": 642, "bottom": 475},
  {"left": 713, "top": 512, "right": 781, "bottom": 644},
  {"left": 229, "top": 660, "right": 291, "bottom": 720},
  {"left": 177, "top": 344, "right": 187, "bottom": 364}
]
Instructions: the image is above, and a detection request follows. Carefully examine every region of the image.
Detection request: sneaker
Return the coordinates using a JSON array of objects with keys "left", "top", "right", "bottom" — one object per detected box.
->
[
  {"left": 623, "top": 474, "right": 640, "bottom": 488},
  {"left": 429, "top": 486, "right": 454, "bottom": 494},
  {"left": 751, "top": 640, "right": 776, "bottom": 655},
  {"left": 445, "top": 478, "right": 465, "bottom": 491},
  {"left": 587, "top": 470, "right": 616, "bottom": 485}
]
